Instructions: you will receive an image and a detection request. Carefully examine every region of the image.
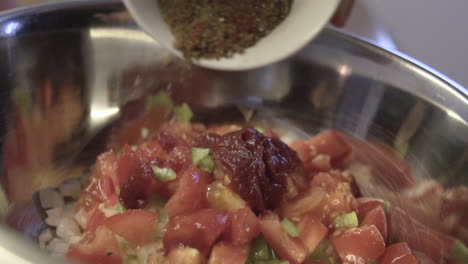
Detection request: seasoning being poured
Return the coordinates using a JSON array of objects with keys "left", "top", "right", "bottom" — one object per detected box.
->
[{"left": 158, "top": 0, "right": 293, "bottom": 60}]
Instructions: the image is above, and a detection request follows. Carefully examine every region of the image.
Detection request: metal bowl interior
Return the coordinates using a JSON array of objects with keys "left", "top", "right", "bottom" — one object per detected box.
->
[{"left": 0, "top": 1, "right": 467, "bottom": 263}]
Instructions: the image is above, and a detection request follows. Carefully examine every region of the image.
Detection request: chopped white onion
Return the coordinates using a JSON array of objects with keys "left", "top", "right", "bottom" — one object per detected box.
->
[
  {"left": 45, "top": 208, "right": 63, "bottom": 227},
  {"left": 47, "top": 238, "right": 70, "bottom": 254},
  {"left": 56, "top": 217, "right": 81, "bottom": 241},
  {"left": 69, "top": 235, "right": 83, "bottom": 245},
  {"left": 73, "top": 208, "right": 89, "bottom": 229},
  {"left": 39, "top": 188, "right": 64, "bottom": 209},
  {"left": 38, "top": 228, "right": 53, "bottom": 248},
  {"left": 59, "top": 181, "right": 81, "bottom": 199}
]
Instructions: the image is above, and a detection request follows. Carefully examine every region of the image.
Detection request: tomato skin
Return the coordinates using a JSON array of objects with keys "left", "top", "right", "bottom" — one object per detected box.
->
[
  {"left": 208, "top": 242, "right": 250, "bottom": 264},
  {"left": 258, "top": 211, "right": 308, "bottom": 264},
  {"left": 388, "top": 207, "right": 455, "bottom": 263},
  {"left": 361, "top": 206, "right": 388, "bottom": 241},
  {"left": 117, "top": 145, "right": 139, "bottom": 186},
  {"left": 164, "top": 166, "right": 212, "bottom": 216},
  {"left": 331, "top": 225, "right": 386, "bottom": 264},
  {"left": 68, "top": 226, "right": 122, "bottom": 264},
  {"left": 222, "top": 207, "right": 259, "bottom": 246},
  {"left": 297, "top": 213, "right": 328, "bottom": 255},
  {"left": 85, "top": 208, "right": 107, "bottom": 233},
  {"left": 163, "top": 208, "right": 228, "bottom": 256},
  {"left": 279, "top": 186, "right": 325, "bottom": 218},
  {"left": 356, "top": 197, "right": 385, "bottom": 221},
  {"left": 311, "top": 172, "right": 356, "bottom": 226},
  {"left": 290, "top": 131, "right": 351, "bottom": 174},
  {"left": 308, "top": 130, "right": 351, "bottom": 168},
  {"left": 379, "top": 243, "right": 418, "bottom": 264},
  {"left": 80, "top": 150, "right": 119, "bottom": 210},
  {"left": 102, "top": 209, "right": 159, "bottom": 248},
  {"left": 136, "top": 140, "right": 168, "bottom": 165}
]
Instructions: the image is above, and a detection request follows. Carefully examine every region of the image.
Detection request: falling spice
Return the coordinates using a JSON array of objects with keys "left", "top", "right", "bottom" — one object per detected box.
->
[{"left": 158, "top": 0, "right": 293, "bottom": 60}]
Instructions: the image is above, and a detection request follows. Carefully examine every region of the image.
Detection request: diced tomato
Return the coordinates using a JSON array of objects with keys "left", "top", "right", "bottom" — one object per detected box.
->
[
  {"left": 297, "top": 213, "right": 328, "bottom": 255},
  {"left": 103, "top": 209, "right": 159, "bottom": 248},
  {"left": 80, "top": 151, "right": 119, "bottom": 209},
  {"left": 290, "top": 140, "right": 317, "bottom": 175},
  {"left": 164, "top": 166, "right": 212, "bottom": 216},
  {"left": 308, "top": 130, "right": 351, "bottom": 168},
  {"left": 258, "top": 211, "right": 308, "bottom": 264},
  {"left": 379, "top": 243, "right": 418, "bottom": 264},
  {"left": 135, "top": 140, "right": 168, "bottom": 165},
  {"left": 387, "top": 207, "right": 455, "bottom": 263},
  {"left": 165, "top": 248, "right": 205, "bottom": 264},
  {"left": 163, "top": 209, "right": 227, "bottom": 256},
  {"left": 98, "top": 151, "right": 120, "bottom": 189},
  {"left": 413, "top": 251, "right": 437, "bottom": 264},
  {"left": 222, "top": 207, "right": 259, "bottom": 246},
  {"left": 85, "top": 208, "right": 107, "bottom": 233},
  {"left": 85, "top": 150, "right": 118, "bottom": 206},
  {"left": 361, "top": 206, "right": 388, "bottom": 241},
  {"left": 117, "top": 145, "right": 139, "bottom": 186},
  {"left": 208, "top": 242, "right": 250, "bottom": 264},
  {"left": 331, "top": 225, "right": 385, "bottom": 264},
  {"left": 68, "top": 226, "right": 122, "bottom": 264},
  {"left": 280, "top": 186, "right": 325, "bottom": 218},
  {"left": 156, "top": 130, "right": 193, "bottom": 173},
  {"left": 356, "top": 197, "right": 385, "bottom": 220},
  {"left": 118, "top": 163, "right": 157, "bottom": 209},
  {"left": 405, "top": 229, "right": 446, "bottom": 264},
  {"left": 311, "top": 172, "right": 356, "bottom": 226}
]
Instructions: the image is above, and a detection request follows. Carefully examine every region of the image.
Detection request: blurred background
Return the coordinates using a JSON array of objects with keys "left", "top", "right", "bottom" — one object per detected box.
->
[{"left": 2, "top": 0, "right": 468, "bottom": 87}]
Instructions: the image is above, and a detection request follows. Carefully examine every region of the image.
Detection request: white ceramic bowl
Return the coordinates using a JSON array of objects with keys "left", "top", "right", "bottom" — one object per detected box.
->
[{"left": 123, "top": 0, "right": 340, "bottom": 71}]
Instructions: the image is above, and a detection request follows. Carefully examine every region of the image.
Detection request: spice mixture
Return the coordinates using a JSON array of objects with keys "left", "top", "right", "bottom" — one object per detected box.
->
[{"left": 158, "top": 0, "right": 293, "bottom": 60}]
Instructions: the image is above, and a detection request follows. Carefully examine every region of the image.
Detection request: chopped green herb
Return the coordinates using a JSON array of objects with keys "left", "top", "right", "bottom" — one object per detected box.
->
[
  {"left": 158, "top": 0, "right": 293, "bottom": 60},
  {"left": 191, "top": 147, "right": 215, "bottom": 173},
  {"left": 250, "top": 237, "right": 273, "bottom": 261},
  {"left": 116, "top": 235, "right": 131, "bottom": 252},
  {"left": 155, "top": 212, "right": 170, "bottom": 240},
  {"left": 145, "top": 90, "right": 173, "bottom": 112},
  {"left": 116, "top": 202, "right": 126, "bottom": 213},
  {"left": 145, "top": 194, "right": 168, "bottom": 213},
  {"left": 254, "top": 126, "right": 265, "bottom": 133},
  {"left": 281, "top": 218, "right": 300, "bottom": 237},
  {"left": 151, "top": 166, "right": 177, "bottom": 182},
  {"left": 12, "top": 88, "right": 32, "bottom": 114},
  {"left": 141, "top": 127, "right": 150, "bottom": 139},
  {"left": 309, "top": 241, "right": 339, "bottom": 264},
  {"left": 383, "top": 200, "right": 391, "bottom": 214},
  {"left": 124, "top": 255, "right": 139, "bottom": 264},
  {"left": 449, "top": 240, "right": 468, "bottom": 264},
  {"left": 333, "top": 212, "right": 358, "bottom": 229},
  {"left": 174, "top": 103, "right": 193, "bottom": 121}
]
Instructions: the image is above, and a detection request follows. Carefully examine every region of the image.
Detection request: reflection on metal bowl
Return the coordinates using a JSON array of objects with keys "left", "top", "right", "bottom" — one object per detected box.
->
[{"left": 0, "top": 1, "right": 467, "bottom": 263}]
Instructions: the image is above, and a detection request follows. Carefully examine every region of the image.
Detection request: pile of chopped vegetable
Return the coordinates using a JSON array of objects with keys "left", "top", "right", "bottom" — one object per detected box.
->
[{"left": 36, "top": 90, "right": 468, "bottom": 264}]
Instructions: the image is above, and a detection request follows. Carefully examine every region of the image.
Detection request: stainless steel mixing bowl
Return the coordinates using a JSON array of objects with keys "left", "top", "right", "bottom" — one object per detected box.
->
[{"left": 0, "top": 1, "right": 467, "bottom": 263}]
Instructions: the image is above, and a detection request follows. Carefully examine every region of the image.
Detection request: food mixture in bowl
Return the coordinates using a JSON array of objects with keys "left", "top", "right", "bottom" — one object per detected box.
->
[{"left": 35, "top": 91, "right": 468, "bottom": 264}]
